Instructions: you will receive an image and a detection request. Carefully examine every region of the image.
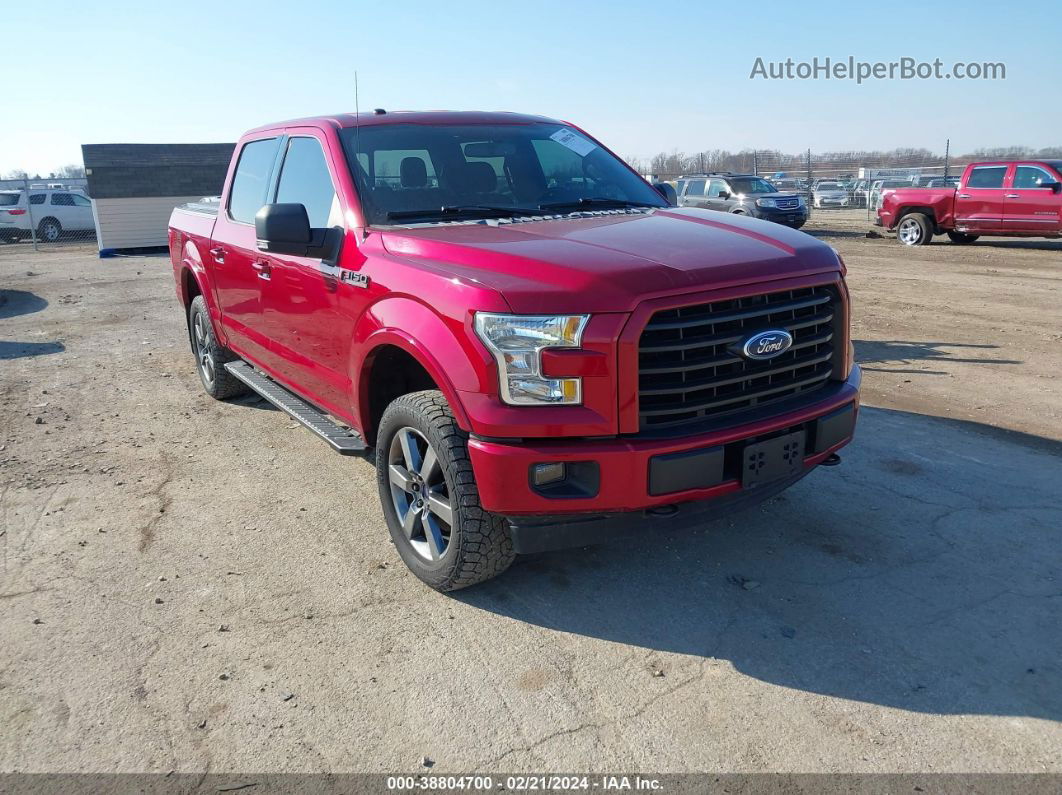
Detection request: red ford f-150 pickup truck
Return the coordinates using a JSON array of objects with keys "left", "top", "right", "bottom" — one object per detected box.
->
[
  {"left": 878, "top": 160, "right": 1062, "bottom": 245},
  {"left": 168, "top": 111, "right": 860, "bottom": 590}
]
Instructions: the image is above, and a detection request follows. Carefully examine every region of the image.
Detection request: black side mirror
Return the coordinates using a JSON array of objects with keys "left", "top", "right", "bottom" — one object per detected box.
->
[
  {"left": 255, "top": 203, "right": 342, "bottom": 263},
  {"left": 652, "top": 182, "right": 677, "bottom": 206},
  {"left": 718, "top": 191, "right": 730, "bottom": 201},
  {"left": 1041, "top": 180, "right": 1061, "bottom": 194}
]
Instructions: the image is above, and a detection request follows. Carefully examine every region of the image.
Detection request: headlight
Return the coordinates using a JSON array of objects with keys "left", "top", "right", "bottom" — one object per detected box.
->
[
  {"left": 474, "top": 314, "right": 589, "bottom": 405},
  {"left": 755, "top": 198, "right": 777, "bottom": 208}
]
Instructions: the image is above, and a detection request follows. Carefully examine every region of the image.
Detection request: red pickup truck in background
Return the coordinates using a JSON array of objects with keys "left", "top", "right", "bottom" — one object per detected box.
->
[
  {"left": 878, "top": 160, "right": 1062, "bottom": 245},
  {"left": 168, "top": 111, "right": 860, "bottom": 590}
]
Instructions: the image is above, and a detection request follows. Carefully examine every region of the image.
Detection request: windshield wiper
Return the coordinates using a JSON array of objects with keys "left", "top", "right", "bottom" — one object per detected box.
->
[
  {"left": 537, "top": 197, "right": 659, "bottom": 211},
  {"left": 386, "top": 205, "right": 542, "bottom": 221}
]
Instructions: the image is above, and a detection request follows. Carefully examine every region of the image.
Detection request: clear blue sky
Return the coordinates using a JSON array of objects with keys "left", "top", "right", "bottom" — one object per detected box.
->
[{"left": 5, "top": 0, "right": 1060, "bottom": 175}]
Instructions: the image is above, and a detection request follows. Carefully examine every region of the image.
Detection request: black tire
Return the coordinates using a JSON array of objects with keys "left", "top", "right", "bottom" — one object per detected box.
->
[
  {"left": 38, "top": 218, "right": 61, "bottom": 243},
  {"left": 947, "top": 231, "right": 979, "bottom": 244},
  {"left": 376, "top": 390, "right": 514, "bottom": 591},
  {"left": 896, "top": 212, "right": 933, "bottom": 246},
  {"left": 187, "top": 295, "right": 248, "bottom": 399}
]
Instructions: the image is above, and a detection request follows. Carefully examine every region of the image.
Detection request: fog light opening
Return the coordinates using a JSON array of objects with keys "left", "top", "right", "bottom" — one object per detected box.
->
[{"left": 531, "top": 462, "right": 567, "bottom": 487}]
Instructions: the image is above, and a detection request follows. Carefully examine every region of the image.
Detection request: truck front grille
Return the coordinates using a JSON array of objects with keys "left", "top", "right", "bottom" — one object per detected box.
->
[{"left": 638, "top": 285, "right": 841, "bottom": 431}]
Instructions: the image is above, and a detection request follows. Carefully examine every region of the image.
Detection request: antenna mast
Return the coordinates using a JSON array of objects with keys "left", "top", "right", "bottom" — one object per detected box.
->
[{"left": 354, "top": 71, "right": 362, "bottom": 158}]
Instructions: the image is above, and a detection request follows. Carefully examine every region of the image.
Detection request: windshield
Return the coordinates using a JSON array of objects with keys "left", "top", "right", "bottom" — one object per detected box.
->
[
  {"left": 0, "top": 193, "right": 20, "bottom": 206},
  {"left": 817, "top": 182, "right": 842, "bottom": 190},
  {"left": 339, "top": 122, "right": 666, "bottom": 225},
  {"left": 728, "top": 177, "right": 777, "bottom": 194}
]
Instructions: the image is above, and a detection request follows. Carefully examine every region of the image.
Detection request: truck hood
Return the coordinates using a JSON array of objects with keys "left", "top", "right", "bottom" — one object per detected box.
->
[{"left": 379, "top": 207, "right": 841, "bottom": 314}]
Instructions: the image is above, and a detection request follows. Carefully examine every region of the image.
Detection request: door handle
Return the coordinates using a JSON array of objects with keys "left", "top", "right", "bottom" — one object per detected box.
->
[
  {"left": 251, "top": 261, "right": 271, "bottom": 280},
  {"left": 209, "top": 246, "right": 225, "bottom": 263},
  {"left": 956, "top": 193, "right": 971, "bottom": 198},
  {"left": 1004, "top": 194, "right": 1020, "bottom": 199}
]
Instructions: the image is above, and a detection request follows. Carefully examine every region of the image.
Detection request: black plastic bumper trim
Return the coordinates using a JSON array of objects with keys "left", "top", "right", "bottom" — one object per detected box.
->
[{"left": 507, "top": 468, "right": 813, "bottom": 555}]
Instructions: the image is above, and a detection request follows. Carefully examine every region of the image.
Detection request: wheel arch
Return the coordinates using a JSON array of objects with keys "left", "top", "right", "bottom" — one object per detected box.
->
[
  {"left": 353, "top": 300, "right": 484, "bottom": 443},
  {"left": 176, "top": 240, "right": 230, "bottom": 345},
  {"left": 179, "top": 265, "right": 202, "bottom": 309},
  {"left": 894, "top": 205, "right": 939, "bottom": 233},
  {"left": 37, "top": 216, "right": 61, "bottom": 235}
]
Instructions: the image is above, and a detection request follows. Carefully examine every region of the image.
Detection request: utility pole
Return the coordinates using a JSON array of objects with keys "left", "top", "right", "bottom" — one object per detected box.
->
[
  {"left": 943, "top": 138, "right": 950, "bottom": 180},
  {"left": 805, "top": 149, "right": 812, "bottom": 216},
  {"left": 25, "top": 177, "right": 38, "bottom": 251}
]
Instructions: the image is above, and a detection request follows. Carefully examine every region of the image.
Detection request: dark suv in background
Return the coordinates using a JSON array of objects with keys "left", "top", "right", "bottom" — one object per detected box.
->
[{"left": 676, "top": 173, "right": 807, "bottom": 229}]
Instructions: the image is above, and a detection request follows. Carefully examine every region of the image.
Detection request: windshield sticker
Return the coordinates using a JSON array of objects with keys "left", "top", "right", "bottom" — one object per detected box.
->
[{"left": 550, "top": 128, "right": 597, "bottom": 157}]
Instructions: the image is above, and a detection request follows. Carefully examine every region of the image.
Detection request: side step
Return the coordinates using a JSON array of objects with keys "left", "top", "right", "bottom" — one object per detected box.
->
[{"left": 224, "top": 361, "right": 367, "bottom": 455}]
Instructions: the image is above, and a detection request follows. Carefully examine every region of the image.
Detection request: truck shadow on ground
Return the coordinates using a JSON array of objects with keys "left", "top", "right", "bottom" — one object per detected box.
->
[
  {"left": 0, "top": 340, "right": 65, "bottom": 360},
  {"left": 0, "top": 289, "right": 48, "bottom": 320},
  {"left": 941, "top": 239, "right": 1062, "bottom": 251},
  {"left": 801, "top": 227, "right": 871, "bottom": 240},
  {"left": 458, "top": 406, "right": 1062, "bottom": 720},
  {"left": 854, "top": 339, "right": 1021, "bottom": 375}
]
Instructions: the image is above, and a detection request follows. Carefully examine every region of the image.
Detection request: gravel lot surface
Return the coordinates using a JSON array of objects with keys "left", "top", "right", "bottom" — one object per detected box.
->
[{"left": 1, "top": 228, "right": 1059, "bottom": 774}]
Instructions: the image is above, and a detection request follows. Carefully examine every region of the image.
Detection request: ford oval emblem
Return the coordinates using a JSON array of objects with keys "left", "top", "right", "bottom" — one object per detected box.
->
[{"left": 741, "top": 329, "right": 793, "bottom": 360}]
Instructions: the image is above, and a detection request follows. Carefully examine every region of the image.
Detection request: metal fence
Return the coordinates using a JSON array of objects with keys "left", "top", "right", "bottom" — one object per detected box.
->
[{"left": 0, "top": 177, "right": 98, "bottom": 253}]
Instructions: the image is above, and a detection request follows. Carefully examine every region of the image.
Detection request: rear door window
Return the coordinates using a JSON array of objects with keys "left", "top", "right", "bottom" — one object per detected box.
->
[
  {"left": 51, "top": 193, "right": 76, "bottom": 206},
  {"left": 228, "top": 137, "right": 281, "bottom": 224},
  {"left": 684, "top": 179, "right": 706, "bottom": 197},
  {"left": 966, "top": 167, "right": 1006, "bottom": 189},
  {"left": 274, "top": 136, "right": 340, "bottom": 228},
  {"left": 1013, "top": 166, "right": 1055, "bottom": 189}
]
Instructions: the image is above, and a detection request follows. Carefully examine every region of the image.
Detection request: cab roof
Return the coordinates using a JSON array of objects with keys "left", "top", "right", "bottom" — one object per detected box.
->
[{"left": 244, "top": 110, "right": 564, "bottom": 136}]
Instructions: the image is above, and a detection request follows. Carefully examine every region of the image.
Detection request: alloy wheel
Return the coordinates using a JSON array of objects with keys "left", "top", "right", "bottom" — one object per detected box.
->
[
  {"left": 192, "top": 312, "right": 215, "bottom": 385},
  {"left": 897, "top": 217, "right": 923, "bottom": 245},
  {"left": 387, "top": 426, "right": 453, "bottom": 562}
]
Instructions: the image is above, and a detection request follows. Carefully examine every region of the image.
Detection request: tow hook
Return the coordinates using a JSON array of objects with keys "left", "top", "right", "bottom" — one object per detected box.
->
[
  {"left": 821, "top": 453, "right": 842, "bottom": 467},
  {"left": 647, "top": 504, "right": 679, "bottom": 518}
]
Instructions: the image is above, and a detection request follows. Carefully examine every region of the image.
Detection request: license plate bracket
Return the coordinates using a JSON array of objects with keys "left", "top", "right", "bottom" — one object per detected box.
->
[{"left": 742, "top": 430, "right": 806, "bottom": 488}]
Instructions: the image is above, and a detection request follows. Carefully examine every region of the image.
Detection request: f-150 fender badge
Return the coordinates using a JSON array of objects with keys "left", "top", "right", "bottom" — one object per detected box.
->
[{"left": 340, "top": 271, "right": 370, "bottom": 288}]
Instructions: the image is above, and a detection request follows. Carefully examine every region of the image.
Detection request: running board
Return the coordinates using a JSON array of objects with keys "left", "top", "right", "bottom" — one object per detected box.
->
[{"left": 224, "top": 361, "right": 367, "bottom": 455}]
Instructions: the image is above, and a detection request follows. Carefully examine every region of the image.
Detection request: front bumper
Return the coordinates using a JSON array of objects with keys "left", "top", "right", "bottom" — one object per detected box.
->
[
  {"left": 753, "top": 207, "right": 808, "bottom": 227},
  {"left": 468, "top": 366, "right": 861, "bottom": 538}
]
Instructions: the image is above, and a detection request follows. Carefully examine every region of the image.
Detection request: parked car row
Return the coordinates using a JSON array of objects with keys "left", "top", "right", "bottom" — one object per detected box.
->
[
  {"left": 0, "top": 188, "right": 96, "bottom": 243},
  {"left": 669, "top": 173, "right": 968, "bottom": 217}
]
